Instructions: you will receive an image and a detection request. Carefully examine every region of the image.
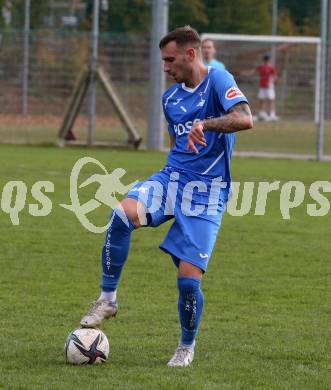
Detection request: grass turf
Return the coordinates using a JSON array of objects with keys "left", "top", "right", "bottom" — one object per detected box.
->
[
  {"left": 0, "top": 145, "right": 330, "bottom": 390},
  {"left": 1, "top": 115, "right": 331, "bottom": 156}
]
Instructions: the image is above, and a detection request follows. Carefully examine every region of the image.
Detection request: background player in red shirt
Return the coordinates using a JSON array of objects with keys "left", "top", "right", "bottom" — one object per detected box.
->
[{"left": 256, "top": 55, "right": 278, "bottom": 121}]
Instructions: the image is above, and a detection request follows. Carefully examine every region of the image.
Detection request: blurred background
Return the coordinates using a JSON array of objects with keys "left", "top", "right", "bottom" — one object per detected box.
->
[{"left": 0, "top": 0, "right": 330, "bottom": 158}]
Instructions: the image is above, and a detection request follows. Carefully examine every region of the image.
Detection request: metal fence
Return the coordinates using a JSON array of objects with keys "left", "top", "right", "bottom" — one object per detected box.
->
[
  {"left": 0, "top": 30, "right": 330, "bottom": 158},
  {"left": 0, "top": 31, "right": 150, "bottom": 113},
  {"left": 0, "top": 31, "right": 150, "bottom": 144},
  {"left": 218, "top": 40, "right": 321, "bottom": 121}
]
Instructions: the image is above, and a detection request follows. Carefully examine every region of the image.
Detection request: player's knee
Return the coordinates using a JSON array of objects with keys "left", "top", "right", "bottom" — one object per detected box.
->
[
  {"left": 109, "top": 207, "right": 135, "bottom": 233},
  {"left": 119, "top": 198, "right": 148, "bottom": 228},
  {"left": 178, "top": 260, "right": 202, "bottom": 279}
]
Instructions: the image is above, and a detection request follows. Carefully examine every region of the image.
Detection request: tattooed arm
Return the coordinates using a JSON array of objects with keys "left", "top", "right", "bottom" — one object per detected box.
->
[
  {"left": 187, "top": 102, "right": 253, "bottom": 154},
  {"left": 202, "top": 102, "right": 253, "bottom": 133}
]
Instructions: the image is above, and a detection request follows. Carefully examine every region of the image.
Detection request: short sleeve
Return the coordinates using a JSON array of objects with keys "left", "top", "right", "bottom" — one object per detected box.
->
[{"left": 212, "top": 70, "right": 248, "bottom": 112}]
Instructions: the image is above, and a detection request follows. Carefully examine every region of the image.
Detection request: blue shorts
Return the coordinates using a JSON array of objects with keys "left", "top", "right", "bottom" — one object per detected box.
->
[{"left": 127, "top": 166, "right": 229, "bottom": 272}]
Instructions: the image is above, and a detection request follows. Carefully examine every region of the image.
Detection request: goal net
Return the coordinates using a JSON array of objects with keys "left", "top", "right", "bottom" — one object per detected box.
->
[{"left": 201, "top": 33, "right": 331, "bottom": 159}]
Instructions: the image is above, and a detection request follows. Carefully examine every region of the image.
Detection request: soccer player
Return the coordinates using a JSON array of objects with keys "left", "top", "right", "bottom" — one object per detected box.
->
[
  {"left": 80, "top": 26, "right": 253, "bottom": 367},
  {"left": 256, "top": 54, "right": 278, "bottom": 121},
  {"left": 202, "top": 38, "right": 226, "bottom": 71}
]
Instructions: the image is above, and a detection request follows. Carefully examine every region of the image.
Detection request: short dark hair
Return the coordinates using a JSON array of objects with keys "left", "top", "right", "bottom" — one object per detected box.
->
[
  {"left": 202, "top": 38, "right": 215, "bottom": 46},
  {"left": 159, "top": 26, "right": 201, "bottom": 49},
  {"left": 263, "top": 54, "right": 270, "bottom": 62}
]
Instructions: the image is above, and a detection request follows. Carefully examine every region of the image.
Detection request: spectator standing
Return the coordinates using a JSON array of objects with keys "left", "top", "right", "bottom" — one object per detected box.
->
[{"left": 202, "top": 38, "right": 226, "bottom": 71}]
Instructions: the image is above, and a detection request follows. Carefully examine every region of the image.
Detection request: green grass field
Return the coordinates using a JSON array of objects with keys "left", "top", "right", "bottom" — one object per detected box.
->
[
  {"left": 0, "top": 145, "right": 330, "bottom": 390},
  {"left": 1, "top": 115, "right": 331, "bottom": 156}
]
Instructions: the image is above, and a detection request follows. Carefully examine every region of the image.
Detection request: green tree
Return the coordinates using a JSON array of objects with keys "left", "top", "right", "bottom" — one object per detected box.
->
[
  {"left": 196, "top": 0, "right": 272, "bottom": 35},
  {"left": 0, "top": 0, "right": 321, "bottom": 37},
  {"left": 0, "top": 0, "right": 50, "bottom": 29},
  {"left": 94, "top": 0, "right": 208, "bottom": 35},
  {"left": 277, "top": 8, "right": 296, "bottom": 36},
  {"left": 279, "top": 0, "right": 320, "bottom": 35},
  {"left": 169, "top": 0, "right": 208, "bottom": 31},
  {"left": 83, "top": 0, "right": 151, "bottom": 33}
]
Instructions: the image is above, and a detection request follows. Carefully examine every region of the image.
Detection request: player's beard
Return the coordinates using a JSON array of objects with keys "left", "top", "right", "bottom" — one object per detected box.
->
[
  {"left": 170, "top": 73, "right": 184, "bottom": 83},
  {"left": 168, "top": 72, "right": 177, "bottom": 81}
]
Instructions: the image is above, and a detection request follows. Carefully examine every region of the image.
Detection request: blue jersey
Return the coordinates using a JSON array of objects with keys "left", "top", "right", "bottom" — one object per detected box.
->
[{"left": 162, "top": 67, "right": 248, "bottom": 180}]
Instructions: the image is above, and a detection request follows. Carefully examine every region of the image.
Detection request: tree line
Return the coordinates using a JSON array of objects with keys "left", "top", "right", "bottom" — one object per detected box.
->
[{"left": 0, "top": 0, "right": 320, "bottom": 36}]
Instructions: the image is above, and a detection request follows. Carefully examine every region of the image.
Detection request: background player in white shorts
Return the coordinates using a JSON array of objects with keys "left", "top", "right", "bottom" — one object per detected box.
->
[{"left": 256, "top": 54, "right": 278, "bottom": 121}]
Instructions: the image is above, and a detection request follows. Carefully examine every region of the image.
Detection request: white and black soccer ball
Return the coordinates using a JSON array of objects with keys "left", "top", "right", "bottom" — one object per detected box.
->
[{"left": 65, "top": 328, "right": 109, "bottom": 365}]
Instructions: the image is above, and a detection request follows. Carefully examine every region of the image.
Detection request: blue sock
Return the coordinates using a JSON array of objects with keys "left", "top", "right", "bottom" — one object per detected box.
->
[
  {"left": 177, "top": 277, "right": 204, "bottom": 347},
  {"left": 101, "top": 208, "right": 135, "bottom": 292}
]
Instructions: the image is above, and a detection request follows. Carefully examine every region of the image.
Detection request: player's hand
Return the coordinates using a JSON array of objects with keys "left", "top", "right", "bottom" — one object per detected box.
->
[{"left": 187, "top": 121, "right": 207, "bottom": 154}]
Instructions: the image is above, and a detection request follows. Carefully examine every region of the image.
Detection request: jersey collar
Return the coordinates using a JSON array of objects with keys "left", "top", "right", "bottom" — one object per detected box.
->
[{"left": 181, "top": 67, "right": 212, "bottom": 93}]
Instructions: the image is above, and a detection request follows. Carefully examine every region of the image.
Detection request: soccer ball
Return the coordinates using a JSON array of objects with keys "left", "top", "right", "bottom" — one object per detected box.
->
[{"left": 65, "top": 328, "right": 109, "bottom": 365}]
